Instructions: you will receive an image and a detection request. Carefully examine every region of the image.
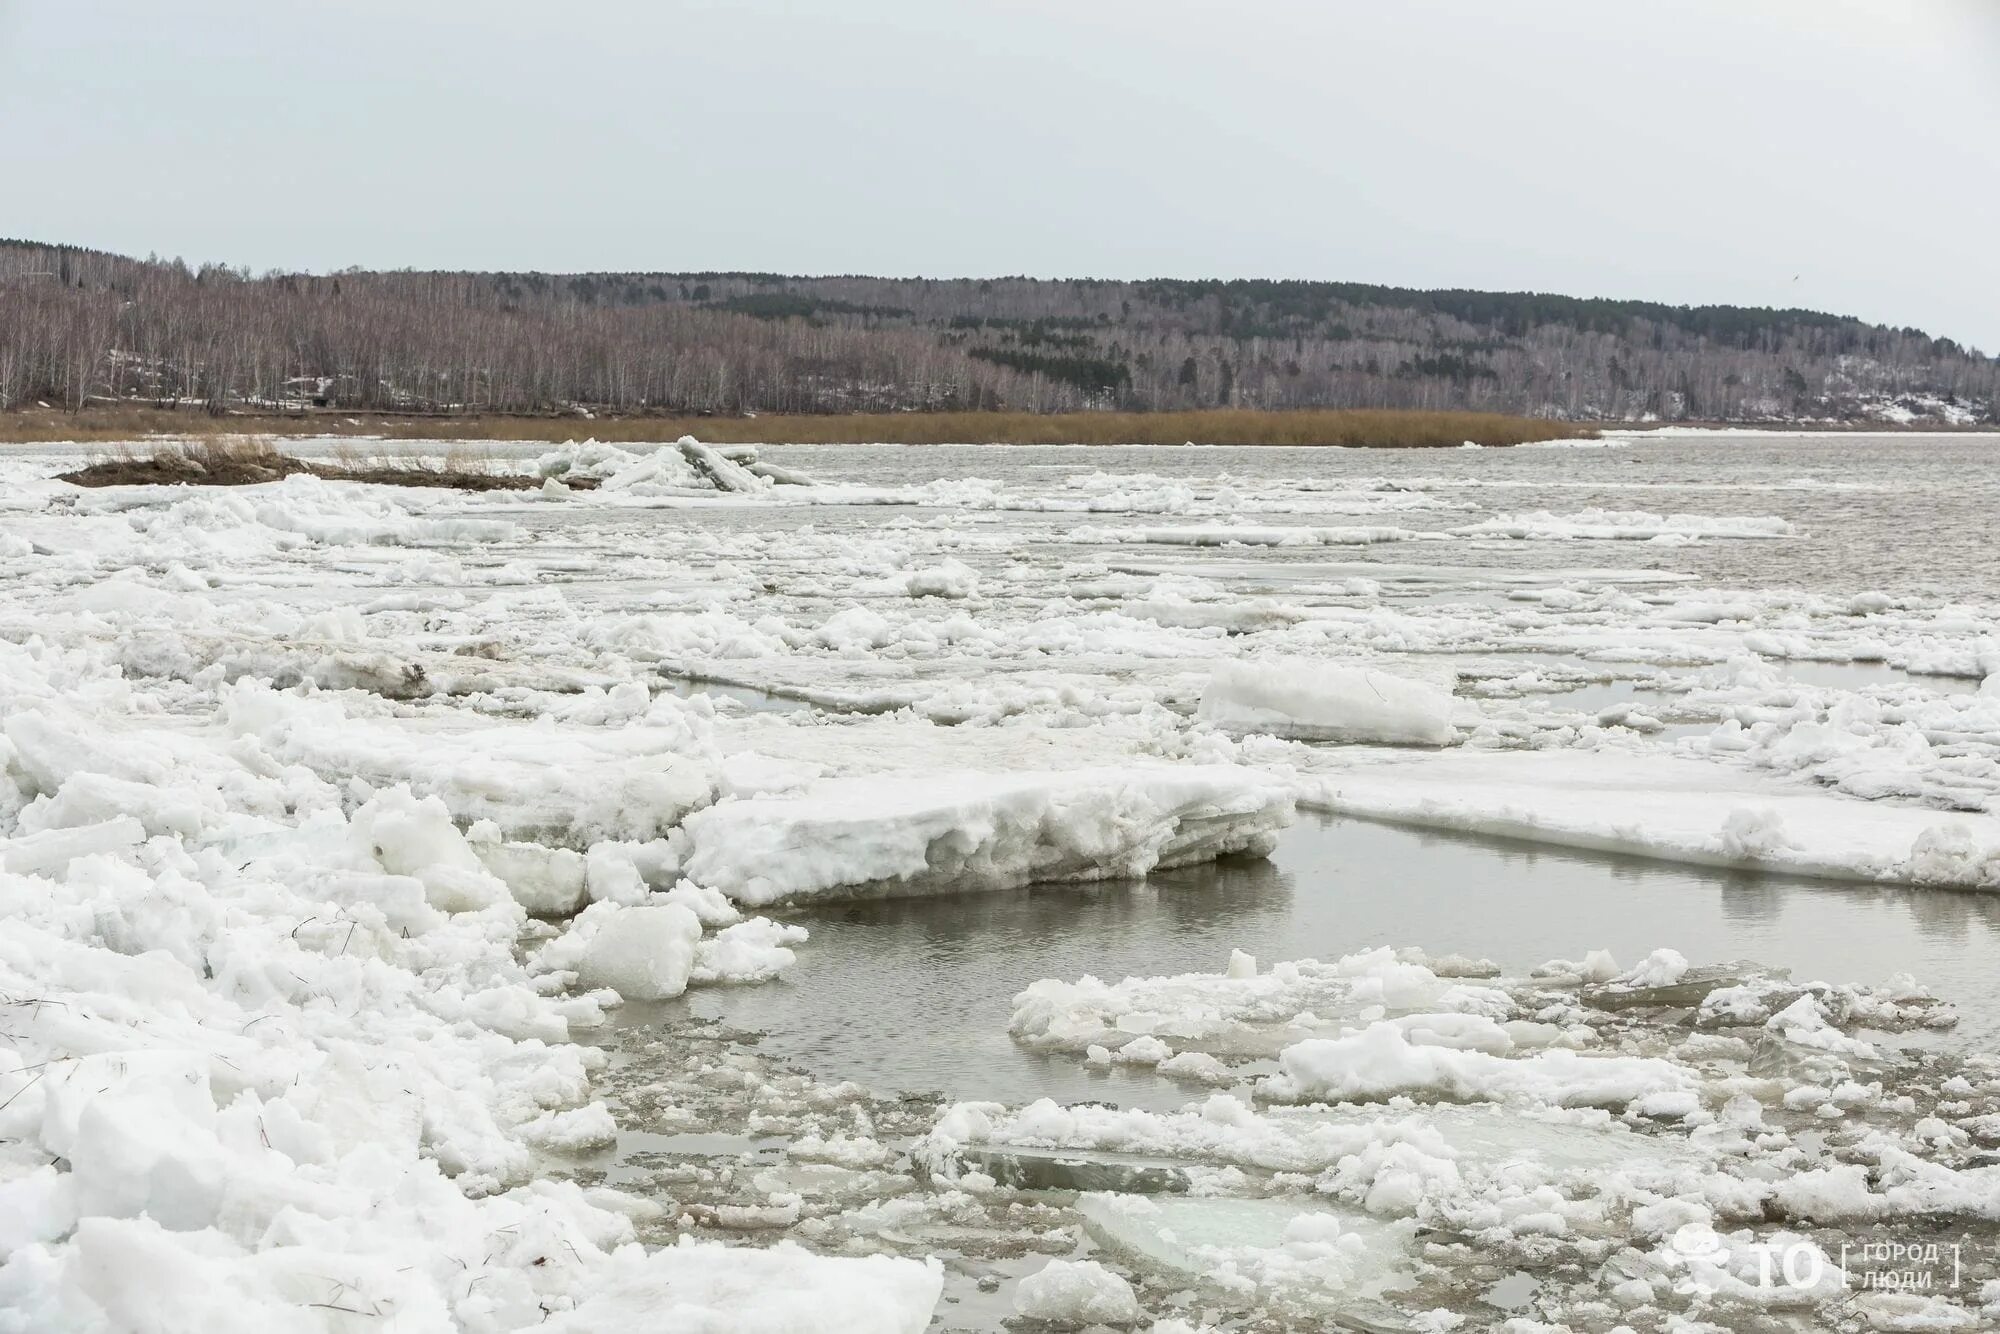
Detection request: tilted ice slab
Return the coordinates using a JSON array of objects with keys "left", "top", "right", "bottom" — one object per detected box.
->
[
  {"left": 1076, "top": 1192, "right": 1419, "bottom": 1318},
  {"left": 682, "top": 765, "right": 1294, "bottom": 904},
  {"left": 1199, "top": 661, "right": 1456, "bottom": 746},
  {"left": 534, "top": 436, "right": 775, "bottom": 495},
  {"left": 1301, "top": 747, "right": 2000, "bottom": 889}
]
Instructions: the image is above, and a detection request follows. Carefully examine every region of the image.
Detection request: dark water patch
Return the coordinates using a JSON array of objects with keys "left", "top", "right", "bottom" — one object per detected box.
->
[{"left": 657, "top": 815, "right": 2000, "bottom": 1106}]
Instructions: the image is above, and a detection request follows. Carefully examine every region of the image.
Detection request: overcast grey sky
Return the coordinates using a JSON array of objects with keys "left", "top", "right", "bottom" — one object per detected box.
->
[{"left": 3, "top": 0, "right": 1996, "bottom": 350}]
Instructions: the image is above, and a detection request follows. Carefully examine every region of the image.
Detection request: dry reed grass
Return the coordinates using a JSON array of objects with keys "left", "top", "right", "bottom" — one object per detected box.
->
[{"left": 6, "top": 405, "right": 1594, "bottom": 449}]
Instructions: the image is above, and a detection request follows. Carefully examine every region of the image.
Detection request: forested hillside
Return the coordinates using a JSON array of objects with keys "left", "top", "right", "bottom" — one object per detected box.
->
[{"left": 2, "top": 239, "right": 1992, "bottom": 424}]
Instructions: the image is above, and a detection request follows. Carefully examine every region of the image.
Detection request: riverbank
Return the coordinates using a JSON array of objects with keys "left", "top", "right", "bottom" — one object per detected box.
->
[{"left": 0, "top": 405, "right": 1592, "bottom": 448}]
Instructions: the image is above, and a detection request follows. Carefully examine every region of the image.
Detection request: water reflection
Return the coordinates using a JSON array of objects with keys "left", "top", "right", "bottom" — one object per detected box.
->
[
  {"left": 1290, "top": 817, "right": 2000, "bottom": 1002},
  {"left": 667, "top": 854, "right": 1295, "bottom": 1111},
  {"left": 658, "top": 815, "right": 2000, "bottom": 1108}
]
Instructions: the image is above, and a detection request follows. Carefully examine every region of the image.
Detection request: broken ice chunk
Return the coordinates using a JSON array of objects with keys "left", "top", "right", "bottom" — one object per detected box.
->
[
  {"left": 349, "top": 786, "right": 515, "bottom": 914},
  {"left": 743, "top": 458, "right": 820, "bottom": 486},
  {"left": 1010, "top": 946, "right": 1504, "bottom": 1059},
  {"left": 1198, "top": 660, "right": 1455, "bottom": 746},
  {"left": 674, "top": 437, "right": 768, "bottom": 493},
  {"left": 575, "top": 903, "right": 702, "bottom": 1000},
  {"left": 469, "top": 836, "right": 588, "bottom": 916},
  {"left": 690, "top": 917, "right": 808, "bottom": 985},
  {"left": 1584, "top": 958, "right": 1781, "bottom": 1012},
  {"left": 1077, "top": 1193, "right": 1418, "bottom": 1320},
  {"left": 682, "top": 766, "right": 1293, "bottom": 905},
  {"left": 1013, "top": 1258, "right": 1143, "bottom": 1326},
  {"left": 1269, "top": 1021, "right": 1693, "bottom": 1108},
  {"left": 954, "top": 1145, "right": 1192, "bottom": 1195},
  {"left": 0, "top": 816, "right": 146, "bottom": 877}
]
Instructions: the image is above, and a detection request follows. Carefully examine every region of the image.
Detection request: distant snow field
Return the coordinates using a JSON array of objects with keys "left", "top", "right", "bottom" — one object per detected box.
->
[{"left": 3, "top": 432, "right": 1999, "bottom": 1331}]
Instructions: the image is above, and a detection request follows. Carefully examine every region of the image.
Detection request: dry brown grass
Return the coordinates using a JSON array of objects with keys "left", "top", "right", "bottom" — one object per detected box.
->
[
  {"left": 56, "top": 438, "right": 549, "bottom": 490},
  {"left": 4, "top": 405, "right": 1594, "bottom": 448}
]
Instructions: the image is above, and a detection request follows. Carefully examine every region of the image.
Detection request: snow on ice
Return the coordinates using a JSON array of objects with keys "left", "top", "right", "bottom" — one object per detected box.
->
[
  {"left": 682, "top": 765, "right": 1292, "bottom": 904},
  {"left": 4, "top": 433, "right": 2000, "bottom": 1331},
  {"left": 1298, "top": 746, "right": 2000, "bottom": 888}
]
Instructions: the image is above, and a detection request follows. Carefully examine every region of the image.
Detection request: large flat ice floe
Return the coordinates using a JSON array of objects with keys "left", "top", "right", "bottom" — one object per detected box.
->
[
  {"left": 683, "top": 765, "right": 1294, "bottom": 904},
  {"left": 1299, "top": 747, "right": 2000, "bottom": 889}
]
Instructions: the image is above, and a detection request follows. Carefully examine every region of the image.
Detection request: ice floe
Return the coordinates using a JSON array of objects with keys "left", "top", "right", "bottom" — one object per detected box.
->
[
  {"left": 683, "top": 766, "right": 1293, "bottom": 905},
  {"left": 6, "top": 433, "right": 2000, "bottom": 1330},
  {"left": 1199, "top": 659, "right": 1457, "bottom": 746},
  {"left": 1298, "top": 747, "right": 2000, "bottom": 888}
]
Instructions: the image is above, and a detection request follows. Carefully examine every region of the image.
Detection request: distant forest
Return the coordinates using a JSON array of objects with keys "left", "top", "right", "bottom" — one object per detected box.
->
[{"left": 2, "top": 238, "right": 1993, "bottom": 424}]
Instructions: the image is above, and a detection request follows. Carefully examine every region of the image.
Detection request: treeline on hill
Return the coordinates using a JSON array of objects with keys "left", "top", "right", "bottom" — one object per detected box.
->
[{"left": 1, "top": 239, "right": 1993, "bottom": 424}]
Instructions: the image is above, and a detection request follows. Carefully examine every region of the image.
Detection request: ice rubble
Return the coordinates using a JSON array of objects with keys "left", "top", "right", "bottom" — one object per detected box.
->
[
  {"left": 0, "top": 653, "right": 954, "bottom": 1328},
  {"left": 218, "top": 680, "right": 721, "bottom": 846},
  {"left": 0, "top": 804, "right": 942, "bottom": 1332},
  {"left": 925, "top": 945, "right": 1999, "bottom": 1329},
  {"left": 10, "top": 434, "right": 2000, "bottom": 1328},
  {"left": 66, "top": 472, "right": 525, "bottom": 548},
  {"left": 1009, "top": 945, "right": 1510, "bottom": 1058},
  {"left": 6, "top": 449, "right": 1392, "bottom": 1331},
  {"left": 532, "top": 436, "right": 783, "bottom": 495}
]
